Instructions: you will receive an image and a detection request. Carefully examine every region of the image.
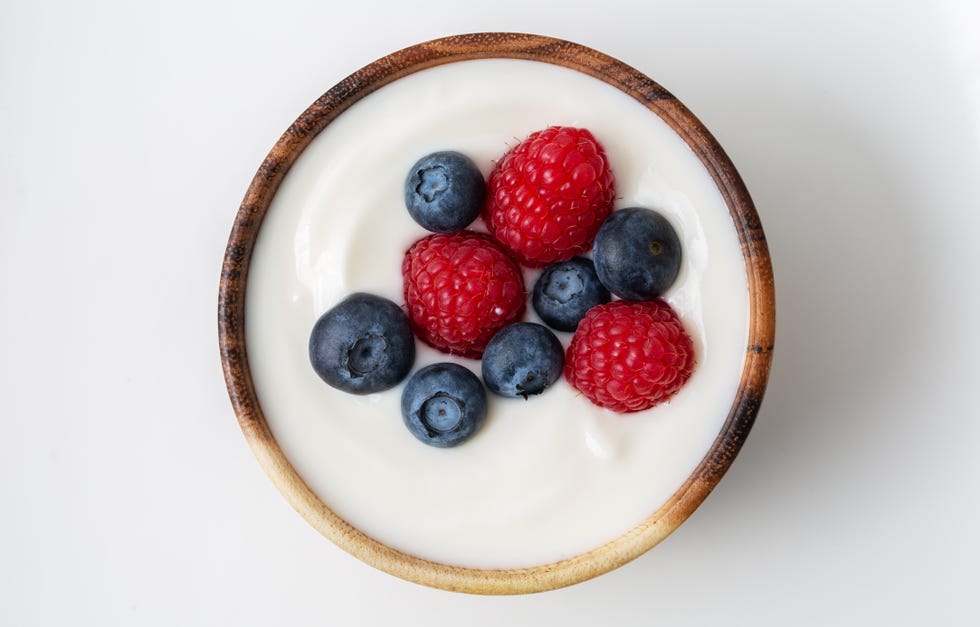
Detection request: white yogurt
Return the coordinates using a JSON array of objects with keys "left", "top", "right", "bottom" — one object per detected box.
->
[{"left": 245, "top": 59, "right": 749, "bottom": 569}]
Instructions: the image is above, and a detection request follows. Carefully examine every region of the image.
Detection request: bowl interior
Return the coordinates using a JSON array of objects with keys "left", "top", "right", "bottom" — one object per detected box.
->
[{"left": 218, "top": 32, "right": 774, "bottom": 594}]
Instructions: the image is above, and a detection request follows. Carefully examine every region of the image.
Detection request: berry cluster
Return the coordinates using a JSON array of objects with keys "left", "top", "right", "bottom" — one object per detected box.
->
[{"left": 308, "top": 127, "right": 696, "bottom": 446}]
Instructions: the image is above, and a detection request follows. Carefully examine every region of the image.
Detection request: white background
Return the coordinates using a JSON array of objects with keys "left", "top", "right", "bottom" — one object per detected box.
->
[{"left": 2, "top": 0, "right": 978, "bottom": 624}]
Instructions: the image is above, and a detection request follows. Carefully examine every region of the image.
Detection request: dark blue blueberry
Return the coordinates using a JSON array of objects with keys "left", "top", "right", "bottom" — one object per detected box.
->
[
  {"left": 404, "top": 151, "right": 485, "bottom": 234},
  {"left": 401, "top": 363, "right": 487, "bottom": 448},
  {"left": 309, "top": 293, "right": 415, "bottom": 395},
  {"left": 593, "top": 208, "right": 682, "bottom": 300},
  {"left": 481, "top": 323, "right": 564, "bottom": 399},
  {"left": 532, "top": 257, "right": 610, "bottom": 332}
]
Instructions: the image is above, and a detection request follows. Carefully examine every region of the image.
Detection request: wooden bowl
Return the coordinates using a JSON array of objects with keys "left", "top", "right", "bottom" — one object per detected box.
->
[{"left": 218, "top": 32, "right": 775, "bottom": 594}]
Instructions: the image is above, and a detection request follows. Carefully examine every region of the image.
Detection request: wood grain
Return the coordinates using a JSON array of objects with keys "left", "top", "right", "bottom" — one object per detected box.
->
[{"left": 217, "top": 32, "right": 775, "bottom": 594}]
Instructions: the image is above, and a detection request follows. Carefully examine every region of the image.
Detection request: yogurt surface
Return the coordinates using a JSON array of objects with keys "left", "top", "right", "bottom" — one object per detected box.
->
[{"left": 245, "top": 59, "right": 749, "bottom": 569}]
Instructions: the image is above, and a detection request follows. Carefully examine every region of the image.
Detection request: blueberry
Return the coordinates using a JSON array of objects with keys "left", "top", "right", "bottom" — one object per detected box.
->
[
  {"left": 401, "top": 363, "right": 487, "bottom": 448},
  {"left": 532, "top": 257, "right": 610, "bottom": 332},
  {"left": 593, "top": 208, "right": 682, "bottom": 300},
  {"left": 404, "top": 151, "right": 485, "bottom": 234},
  {"left": 481, "top": 323, "right": 564, "bottom": 399},
  {"left": 309, "top": 293, "right": 415, "bottom": 395}
]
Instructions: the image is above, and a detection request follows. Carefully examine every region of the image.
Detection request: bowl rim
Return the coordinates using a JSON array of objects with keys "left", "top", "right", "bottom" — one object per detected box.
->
[{"left": 217, "top": 32, "right": 775, "bottom": 595}]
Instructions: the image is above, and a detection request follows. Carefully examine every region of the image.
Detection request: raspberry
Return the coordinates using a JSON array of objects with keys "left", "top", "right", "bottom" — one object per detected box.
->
[
  {"left": 402, "top": 231, "right": 525, "bottom": 359},
  {"left": 564, "top": 300, "right": 695, "bottom": 413},
  {"left": 484, "top": 126, "right": 616, "bottom": 267}
]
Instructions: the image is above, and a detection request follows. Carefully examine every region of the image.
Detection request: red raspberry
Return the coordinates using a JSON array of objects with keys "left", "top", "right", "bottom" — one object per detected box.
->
[
  {"left": 484, "top": 126, "right": 616, "bottom": 267},
  {"left": 402, "top": 231, "right": 525, "bottom": 359},
  {"left": 565, "top": 300, "right": 695, "bottom": 413}
]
